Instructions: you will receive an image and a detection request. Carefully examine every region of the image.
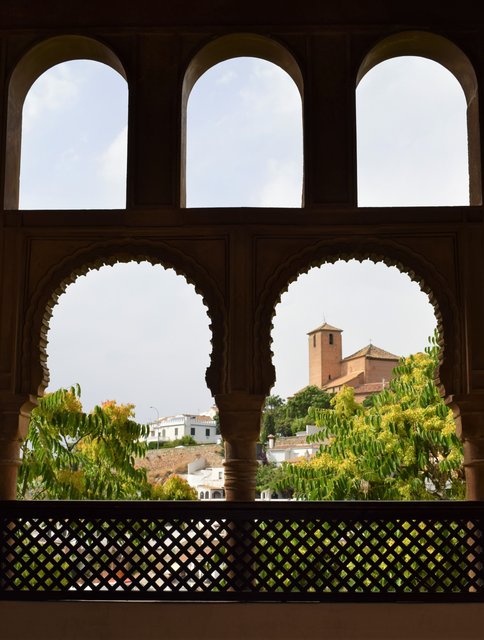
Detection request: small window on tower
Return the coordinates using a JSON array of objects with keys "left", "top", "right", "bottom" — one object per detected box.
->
[
  {"left": 329, "top": 333, "right": 334, "bottom": 345},
  {"left": 313, "top": 335, "right": 316, "bottom": 348}
]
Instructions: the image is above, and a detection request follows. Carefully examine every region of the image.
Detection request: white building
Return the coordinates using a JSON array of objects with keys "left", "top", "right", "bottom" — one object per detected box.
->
[
  {"left": 265, "top": 425, "right": 322, "bottom": 466},
  {"left": 147, "top": 414, "right": 218, "bottom": 445},
  {"left": 182, "top": 456, "right": 225, "bottom": 500}
]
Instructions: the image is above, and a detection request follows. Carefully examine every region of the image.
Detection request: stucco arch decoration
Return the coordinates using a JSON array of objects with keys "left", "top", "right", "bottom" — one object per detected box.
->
[
  {"left": 255, "top": 237, "right": 460, "bottom": 400},
  {"left": 356, "top": 30, "right": 481, "bottom": 206},
  {"left": 180, "top": 33, "right": 304, "bottom": 206},
  {"left": 5, "top": 35, "right": 127, "bottom": 209},
  {"left": 20, "top": 240, "right": 226, "bottom": 405}
]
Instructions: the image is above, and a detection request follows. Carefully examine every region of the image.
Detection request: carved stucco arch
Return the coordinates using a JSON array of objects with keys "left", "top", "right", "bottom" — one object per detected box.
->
[
  {"left": 356, "top": 30, "right": 481, "bottom": 205},
  {"left": 255, "top": 237, "right": 461, "bottom": 400},
  {"left": 180, "top": 33, "right": 304, "bottom": 207},
  {"left": 5, "top": 34, "right": 127, "bottom": 209},
  {"left": 21, "top": 239, "right": 226, "bottom": 403}
]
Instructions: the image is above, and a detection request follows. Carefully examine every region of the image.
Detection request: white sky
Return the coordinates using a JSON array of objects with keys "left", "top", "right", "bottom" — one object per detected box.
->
[{"left": 20, "top": 56, "right": 469, "bottom": 423}]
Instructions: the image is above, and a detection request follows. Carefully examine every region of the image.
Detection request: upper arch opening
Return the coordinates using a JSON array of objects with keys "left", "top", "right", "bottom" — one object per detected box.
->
[
  {"left": 356, "top": 31, "right": 481, "bottom": 206},
  {"left": 6, "top": 36, "right": 128, "bottom": 210},
  {"left": 181, "top": 34, "right": 304, "bottom": 208}
]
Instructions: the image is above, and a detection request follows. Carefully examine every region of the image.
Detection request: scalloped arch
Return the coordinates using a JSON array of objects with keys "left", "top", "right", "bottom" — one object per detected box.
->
[
  {"left": 255, "top": 237, "right": 460, "bottom": 399},
  {"left": 21, "top": 239, "right": 226, "bottom": 400}
]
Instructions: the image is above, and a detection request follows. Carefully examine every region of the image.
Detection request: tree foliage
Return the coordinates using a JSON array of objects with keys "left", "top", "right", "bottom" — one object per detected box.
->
[
  {"left": 18, "top": 385, "right": 150, "bottom": 500},
  {"left": 285, "top": 386, "right": 333, "bottom": 419},
  {"left": 256, "top": 462, "right": 293, "bottom": 498},
  {"left": 151, "top": 474, "right": 198, "bottom": 500},
  {"left": 260, "top": 388, "right": 333, "bottom": 442},
  {"left": 281, "top": 338, "right": 465, "bottom": 500}
]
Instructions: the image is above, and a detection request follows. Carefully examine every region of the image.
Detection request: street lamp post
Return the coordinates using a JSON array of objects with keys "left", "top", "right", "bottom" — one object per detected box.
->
[{"left": 150, "top": 406, "right": 160, "bottom": 449}]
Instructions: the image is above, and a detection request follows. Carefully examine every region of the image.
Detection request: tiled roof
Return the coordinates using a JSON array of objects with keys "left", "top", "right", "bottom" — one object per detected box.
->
[
  {"left": 307, "top": 322, "right": 343, "bottom": 335},
  {"left": 322, "top": 370, "right": 364, "bottom": 390},
  {"left": 353, "top": 382, "right": 389, "bottom": 395},
  {"left": 342, "top": 344, "right": 399, "bottom": 362},
  {"left": 268, "top": 435, "right": 320, "bottom": 450}
]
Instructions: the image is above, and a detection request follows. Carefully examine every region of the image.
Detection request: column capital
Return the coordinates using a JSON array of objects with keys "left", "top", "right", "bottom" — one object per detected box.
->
[
  {"left": 447, "top": 393, "right": 484, "bottom": 500},
  {"left": 0, "top": 393, "right": 37, "bottom": 499},
  {"left": 216, "top": 392, "right": 265, "bottom": 501},
  {"left": 447, "top": 393, "right": 484, "bottom": 440},
  {"left": 215, "top": 392, "right": 265, "bottom": 442}
]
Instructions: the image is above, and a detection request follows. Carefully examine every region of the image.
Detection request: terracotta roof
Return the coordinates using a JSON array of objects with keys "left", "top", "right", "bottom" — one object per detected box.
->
[
  {"left": 307, "top": 322, "right": 343, "bottom": 335},
  {"left": 353, "top": 382, "right": 389, "bottom": 395},
  {"left": 268, "top": 435, "right": 321, "bottom": 451},
  {"left": 322, "top": 370, "right": 364, "bottom": 390},
  {"left": 342, "top": 344, "right": 399, "bottom": 362}
]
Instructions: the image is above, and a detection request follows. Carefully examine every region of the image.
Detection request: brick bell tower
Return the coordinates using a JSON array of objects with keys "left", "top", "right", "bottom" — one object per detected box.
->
[{"left": 307, "top": 322, "right": 343, "bottom": 388}]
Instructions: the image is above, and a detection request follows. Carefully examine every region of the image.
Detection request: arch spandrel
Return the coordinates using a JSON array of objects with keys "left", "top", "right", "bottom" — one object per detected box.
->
[
  {"left": 253, "top": 236, "right": 462, "bottom": 400},
  {"left": 19, "top": 239, "right": 227, "bottom": 402}
]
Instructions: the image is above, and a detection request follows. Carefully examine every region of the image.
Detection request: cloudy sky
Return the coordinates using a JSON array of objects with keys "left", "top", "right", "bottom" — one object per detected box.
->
[{"left": 20, "top": 55, "right": 469, "bottom": 423}]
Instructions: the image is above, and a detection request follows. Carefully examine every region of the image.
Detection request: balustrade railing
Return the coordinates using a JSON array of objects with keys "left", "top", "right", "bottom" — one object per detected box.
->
[{"left": 1, "top": 500, "right": 483, "bottom": 601}]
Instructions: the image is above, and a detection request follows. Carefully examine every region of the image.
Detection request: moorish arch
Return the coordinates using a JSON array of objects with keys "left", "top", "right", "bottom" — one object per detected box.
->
[
  {"left": 19, "top": 240, "right": 227, "bottom": 409},
  {"left": 356, "top": 30, "right": 481, "bottom": 205},
  {"left": 5, "top": 35, "right": 127, "bottom": 209},
  {"left": 254, "top": 237, "right": 462, "bottom": 401}
]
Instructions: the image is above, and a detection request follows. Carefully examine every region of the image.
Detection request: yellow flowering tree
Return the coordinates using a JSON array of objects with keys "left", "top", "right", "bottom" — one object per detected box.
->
[
  {"left": 151, "top": 474, "right": 198, "bottom": 500},
  {"left": 18, "top": 385, "right": 150, "bottom": 499},
  {"left": 282, "top": 338, "right": 464, "bottom": 500}
]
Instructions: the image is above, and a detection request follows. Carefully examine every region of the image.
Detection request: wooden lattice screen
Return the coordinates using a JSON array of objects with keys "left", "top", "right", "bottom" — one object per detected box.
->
[{"left": 1, "top": 501, "right": 483, "bottom": 601}]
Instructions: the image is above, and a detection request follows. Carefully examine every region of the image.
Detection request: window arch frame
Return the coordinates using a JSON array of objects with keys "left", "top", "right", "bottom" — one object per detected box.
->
[
  {"left": 180, "top": 33, "right": 304, "bottom": 207},
  {"left": 6, "top": 35, "right": 128, "bottom": 210},
  {"left": 356, "top": 31, "right": 481, "bottom": 206}
]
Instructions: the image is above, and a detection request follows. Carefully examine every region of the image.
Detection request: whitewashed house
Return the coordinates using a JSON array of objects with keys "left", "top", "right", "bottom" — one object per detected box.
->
[
  {"left": 147, "top": 414, "right": 218, "bottom": 445},
  {"left": 265, "top": 426, "right": 321, "bottom": 466},
  {"left": 182, "top": 456, "right": 225, "bottom": 500}
]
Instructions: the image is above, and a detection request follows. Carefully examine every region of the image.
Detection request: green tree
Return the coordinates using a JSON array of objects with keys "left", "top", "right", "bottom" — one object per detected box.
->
[
  {"left": 151, "top": 474, "right": 198, "bottom": 500},
  {"left": 18, "top": 385, "right": 150, "bottom": 500},
  {"left": 260, "top": 394, "right": 289, "bottom": 442},
  {"left": 285, "top": 386, "right": 333, "bottom": 419},
  {"left": 256, "top": 462, "right": 294, "bottom": 498},
  {"left": 282, "top": 339, "right": 464, "bottom": 500}
]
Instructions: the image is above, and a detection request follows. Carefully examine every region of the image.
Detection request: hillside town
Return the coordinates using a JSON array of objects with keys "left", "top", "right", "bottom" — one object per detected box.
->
[{"left": 141, "top": 322, "right": 401, "bottom": 500}]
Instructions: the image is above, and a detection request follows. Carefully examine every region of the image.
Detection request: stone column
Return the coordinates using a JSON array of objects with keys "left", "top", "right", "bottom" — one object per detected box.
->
[
  {"left": 216, "top": 392, "right": 265, "bottom": 501},
  {"left": 450, "top": 395, "right": 484, "bottom": 500},
  {"left": 0, "top": 395, "right": 34, "bottom": 499}
]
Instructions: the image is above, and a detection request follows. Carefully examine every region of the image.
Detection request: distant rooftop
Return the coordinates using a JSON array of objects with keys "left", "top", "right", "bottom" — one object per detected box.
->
[
  {"left": 307, "top": 322, "right": 343, "bottom": 335},
  {"left": 322, "top": 370, "right": 364, "bottom": 390},
  {"left": 343, "top": 344, "right": 400, "bottom": 362}
]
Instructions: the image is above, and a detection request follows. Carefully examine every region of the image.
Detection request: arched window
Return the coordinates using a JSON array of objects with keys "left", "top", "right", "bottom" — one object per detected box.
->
[
  {"left": 271, "top": 259, "right": 437, "bottom": 400},
  {"left": 45, "top": 261, "right": 213, "bottom": 425},
  {"left": 20, "top": 60, "right": 128, "bottom": 209},
  {"left": 6, "top": 36, "right": 128, "bottom": 209},
  {"left": 356, "top": 32, "right": 480, "bottom": 206},
  {"left": 329, "top": 333, "right": 334, "bottom": 345},
  {"left": 182, "top": 35, "right": 304, "bottom": 208}
]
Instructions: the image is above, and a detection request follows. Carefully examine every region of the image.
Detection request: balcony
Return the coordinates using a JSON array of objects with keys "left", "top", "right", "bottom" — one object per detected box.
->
[{"left": 1, "top": 500, "right": 483, "bottom": 602}]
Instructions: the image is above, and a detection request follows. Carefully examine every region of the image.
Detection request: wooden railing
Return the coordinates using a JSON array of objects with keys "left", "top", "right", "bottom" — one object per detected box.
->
[{"left": 1, "top": 500, "right": 483, "bottom": 601}]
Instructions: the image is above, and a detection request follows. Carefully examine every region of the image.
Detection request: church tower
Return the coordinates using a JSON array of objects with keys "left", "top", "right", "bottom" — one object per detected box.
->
[{"left": 307, "top": 322, "right": 343, "bottom": 388}]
